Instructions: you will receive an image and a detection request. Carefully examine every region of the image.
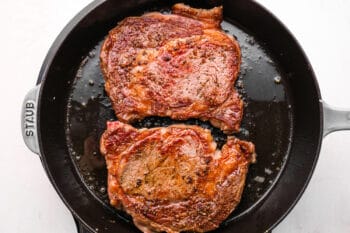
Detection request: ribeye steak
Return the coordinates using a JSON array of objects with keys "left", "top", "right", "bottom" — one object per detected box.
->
[
  {"left": 100, "top": 121, "right": 256, "bottom": 233},
  {"left": 100, "top": 4, "right": 243, "bottom": 133}
]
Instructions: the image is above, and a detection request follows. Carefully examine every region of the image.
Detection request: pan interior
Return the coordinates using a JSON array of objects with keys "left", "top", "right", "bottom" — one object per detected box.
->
[{"left": 65, "top": 16, "right": 293, "bottom": 224}]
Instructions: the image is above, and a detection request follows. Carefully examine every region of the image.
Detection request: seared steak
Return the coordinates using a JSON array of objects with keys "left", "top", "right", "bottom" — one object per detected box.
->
[
  {"left": 100, "top": 4, "right": 242, "bottom": 133},
  {"left": 100, "top": 121, "right": 256, "bottom": 233}
]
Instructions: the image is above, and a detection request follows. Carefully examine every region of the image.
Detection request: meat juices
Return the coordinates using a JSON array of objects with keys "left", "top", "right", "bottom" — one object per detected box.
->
[
  {"left": 100, "top": 121, "right": 256, "bottom": 233},
  {"left": 100, "top": 3, "right": 242, "bottom": 133}
]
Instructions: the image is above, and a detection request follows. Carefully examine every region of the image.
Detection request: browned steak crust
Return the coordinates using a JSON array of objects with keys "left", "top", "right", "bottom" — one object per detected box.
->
[
  {"left": 100, "top": 121, "right": 256, "bottom": 233},
  {"left": 100, "top": 4, "right": 242, "bottom": 133}
]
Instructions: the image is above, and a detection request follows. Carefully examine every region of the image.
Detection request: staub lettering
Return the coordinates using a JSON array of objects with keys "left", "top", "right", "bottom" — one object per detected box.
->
[{"left": 25, "top": 101, "right": 35, "bottom": 137}]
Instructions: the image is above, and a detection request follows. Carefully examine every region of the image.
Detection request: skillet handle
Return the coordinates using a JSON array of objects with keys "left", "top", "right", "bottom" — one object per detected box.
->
[
  {"left": 322, "top": 101, "right": 350, "bottom": 137},
  {"left": 21, "top": 84, "right": 41, "bottom": 155}
]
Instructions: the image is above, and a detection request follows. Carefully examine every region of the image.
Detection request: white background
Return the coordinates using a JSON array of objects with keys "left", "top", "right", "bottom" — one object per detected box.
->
[{"left": 1, "top": 0, "right": 350, "bottom": 232}]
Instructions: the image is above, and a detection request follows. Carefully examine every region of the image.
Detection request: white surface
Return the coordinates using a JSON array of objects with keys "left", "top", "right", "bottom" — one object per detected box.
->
[{"left": 1, "top": 0, "right": 350, "bottom": 232}]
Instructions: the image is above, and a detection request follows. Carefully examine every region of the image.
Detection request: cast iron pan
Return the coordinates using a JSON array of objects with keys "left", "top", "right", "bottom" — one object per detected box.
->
[{"left": 21, "top": 0, "right": 350, "bottom": 232}]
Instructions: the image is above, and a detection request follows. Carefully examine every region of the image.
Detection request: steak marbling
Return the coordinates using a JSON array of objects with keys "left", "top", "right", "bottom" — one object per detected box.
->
[
  {"left": 100, "top": 4, "right": 243, "bottom": 133},
  {"left": 100, "top": 121, "right": 256, "bottom": 233}
]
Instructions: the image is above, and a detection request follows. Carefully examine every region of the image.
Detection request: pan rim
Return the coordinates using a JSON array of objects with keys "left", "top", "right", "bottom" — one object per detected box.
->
[
  {"left": 36, "top": 1, "right": 109, "bottom": 232},
  {"left": 241, "top": 1, "right": 323, "bottom": 230}
]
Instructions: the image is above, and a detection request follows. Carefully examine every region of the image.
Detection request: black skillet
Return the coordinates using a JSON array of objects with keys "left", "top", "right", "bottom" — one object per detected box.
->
[{"left": 21, "top": 0, "right": 350, "bottom": 232}]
